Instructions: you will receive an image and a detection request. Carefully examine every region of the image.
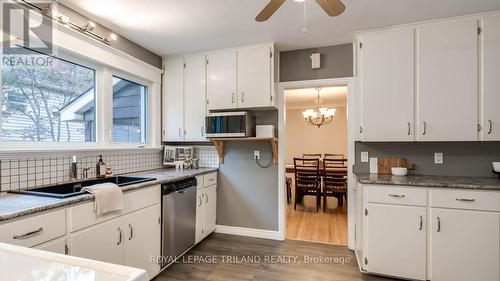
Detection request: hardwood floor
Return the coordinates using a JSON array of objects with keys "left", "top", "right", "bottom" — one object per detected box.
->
[
  {"left": 154, "top": 233, "right": 396, "bottom": 281},
  {"left": 286, "top": 184, "right": 348, "bottom": 245}
]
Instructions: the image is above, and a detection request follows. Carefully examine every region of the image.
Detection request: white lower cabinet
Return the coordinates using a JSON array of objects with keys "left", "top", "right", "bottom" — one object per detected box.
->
[
  {"left": 364, "top": 203, "right": 426, "bottom": 280},
  {"left": 70, "top": 216, "right": 124, "bottom": 265},
  {"left": 70, "top": 205, "right": 160, "bottom": 278},
  {"left": 429, "top": 208, "right": 500, "bottom": 281},
  {"left": 361, "top": 185, "right": 500, "bottom": 281},
  {"left": 123, "top": 205, "right": 160, "bottom": 278},
  {"left": 195, "top": 173, "right": 217, "bottom": 244}
]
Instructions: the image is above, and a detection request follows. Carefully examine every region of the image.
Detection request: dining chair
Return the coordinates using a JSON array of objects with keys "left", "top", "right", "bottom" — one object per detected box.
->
[
  {"left": 293, "top": 158, "right": 321, "bottom": 212},
  {"left": 322, "top": 158, "right": 348, "bottom": 212},
  {"left": 286, "top": 176, "right": 292, "bottom": 204}
]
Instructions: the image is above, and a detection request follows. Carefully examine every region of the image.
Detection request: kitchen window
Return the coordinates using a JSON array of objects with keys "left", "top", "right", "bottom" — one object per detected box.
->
[
  {"left": 112, "top": 76, "right": 148, "bottom": 144},
  {"left": 1, "top": 47, "right": 96, "bottom": 143}
]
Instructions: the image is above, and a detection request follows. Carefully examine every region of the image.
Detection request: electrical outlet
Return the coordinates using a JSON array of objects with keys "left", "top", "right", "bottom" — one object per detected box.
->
[
  {"left": 434, "top": 152, "right": 444, "bottom": 164},
  {"left": 254, "top": 150, "right": 260, "bottom": 160},
  {"left": 361, "top": 151, "right": 369, "bottom": 163}
]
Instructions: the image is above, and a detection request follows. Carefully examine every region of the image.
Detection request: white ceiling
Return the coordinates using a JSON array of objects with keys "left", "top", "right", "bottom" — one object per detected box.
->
[
  {"left": 60, "top": 0, "right": 500, "bottom": 56},
  {"left": 285, "top": 86, "right": 347, "bottom": 110}
]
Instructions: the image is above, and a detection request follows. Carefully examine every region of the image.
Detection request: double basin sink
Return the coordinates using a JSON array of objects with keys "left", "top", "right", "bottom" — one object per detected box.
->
[{"left": 8, "top": 176, "right": 156, "bottom": 199}]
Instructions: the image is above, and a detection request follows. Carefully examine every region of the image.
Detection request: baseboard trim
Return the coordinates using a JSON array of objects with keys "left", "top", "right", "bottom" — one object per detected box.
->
[{"left": 215, "top": 225, "right": 283, "bottom": 241}]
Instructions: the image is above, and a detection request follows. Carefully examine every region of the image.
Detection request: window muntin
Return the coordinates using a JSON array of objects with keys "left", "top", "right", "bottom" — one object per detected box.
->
[
  {"left": 111, "top": 76, "right": 147, "bottom": 143},
  {"left": 1, "top": 46, "right": 96, "bottom": 142}
]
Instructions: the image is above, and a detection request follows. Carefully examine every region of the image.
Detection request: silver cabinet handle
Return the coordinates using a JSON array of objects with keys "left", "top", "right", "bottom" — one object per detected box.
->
[
  {"left": 241, "top": 92, "right": 245, "bottom": 103},
  {"left": 117, "top": 227, "right": 122, "bottom": 245},
  {"left": 456, "top": 198, "right": 475, "bottom": 202},
  {"left": 359, "top": 127, "right": 363, "bottom": 134},
  {"left": 419, "top": 216, "right": 423, "bottom": 230},
  {"left": 205, "top": 192, "right": 209, "bottom": 203},
  {"left": 201, "top": 126, "right": 205, "bottom": 136},
  {"left": 128, "top": 224, "right": 133, "bottom": 240},
  {"left": 407, "top": 122, "right": 411, "bottom": 135},
  {"left": 13, "top": 227, "right": 43, "bottom": 239},
  {"left": 488, "top": 120, "right": 493, "bottom": 134},
  {"left": 388, "top": 194, "right": 405, "bottom": 198},
  {"left": 423, "top": 121, "right": 427, "bottom": 135},
  {"left": 178, "top": 128, "right": 182, "bottom": 138},
  {"left": 436, "top": 217, "right": 441, "bottom": 232},
  {"left": 198, "top": 195, "right": 202, "bottom": 207},
  {"left": 231, "top": 93, "right": 235, "bottom": 104}
]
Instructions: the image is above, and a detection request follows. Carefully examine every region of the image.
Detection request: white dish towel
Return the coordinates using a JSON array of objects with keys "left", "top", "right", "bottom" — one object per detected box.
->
[{"left": 82, "top": 183, "right": 124, "bottom": 216}]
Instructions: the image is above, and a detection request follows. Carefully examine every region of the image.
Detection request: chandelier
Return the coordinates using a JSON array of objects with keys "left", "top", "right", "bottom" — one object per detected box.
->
[{"left": 302, "top": 88, "right": 336, "bottom": 128}]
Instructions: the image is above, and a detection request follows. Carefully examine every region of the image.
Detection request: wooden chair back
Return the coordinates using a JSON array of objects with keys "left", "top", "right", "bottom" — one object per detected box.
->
[
  {"left": 324, "top": 153, "right": 344, "bottom": 159},
  {"left": 302, "top": 154, "right": 322, "bottom": 166},
  {"left": 323, "top": 158, "right": 347, "bottom": 190},
  {"left": 293, "top": 158, "right": 320, "bottom": 189}
]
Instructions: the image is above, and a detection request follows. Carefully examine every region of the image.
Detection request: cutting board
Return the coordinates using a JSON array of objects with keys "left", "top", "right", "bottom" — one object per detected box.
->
[{"left": 377, "top": 157, "right": 416, "bottom": 174}]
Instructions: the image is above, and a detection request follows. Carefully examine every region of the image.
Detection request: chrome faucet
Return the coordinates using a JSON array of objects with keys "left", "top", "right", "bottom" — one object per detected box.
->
[{"left": 70, "top": 156, "right": 86, "bottom": 180}]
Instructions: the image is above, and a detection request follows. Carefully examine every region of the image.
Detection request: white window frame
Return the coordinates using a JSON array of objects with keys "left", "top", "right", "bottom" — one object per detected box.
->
[{"left": 0, "top": 23, "right": 162, "bottom": 152}]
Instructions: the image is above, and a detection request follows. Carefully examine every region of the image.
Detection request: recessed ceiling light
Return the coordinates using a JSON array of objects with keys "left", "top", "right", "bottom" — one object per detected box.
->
[{"left": 294, "top": 0, "right": 306, "bottom": 2}]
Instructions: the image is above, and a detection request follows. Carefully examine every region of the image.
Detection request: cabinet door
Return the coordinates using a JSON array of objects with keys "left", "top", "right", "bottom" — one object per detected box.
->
[
  {"left": 70, "top": 217, "right": 124, "bottom": 265},
  {"left": 364, "top": 203, "right": 426, "bottom": 280},
  {"left": 360, "top": 28, "right": 415, "bottom": 141},
  {"left": 237, "top": 46, "right": 272, "bottom": 108},
  {"left": 34, "top": 237, "right": 66, "bottom": 255},
  {"left": 417, "top": 19, "right": 478, "bottom": 141},
  {"left": 207, "top": 51, "right": 237, "bottom": 110},
  {"left": 195, "top": 188, "right": 204, "bottom": 244},
  {"left": 482, "top": 15, "right": 500, "bottom": 141},
  {"left": 430, "top": 208, "right": 500, "bottom": 281},
  {"left": 163, "top": 58, "right": 184, "bottom": 141},
  {"left": 184, "top": 55, "right": 207, "bottom": 141},
  {"left": 124, "top": 205, "right": 160, "bottom": 279},
  {"left": 203, "top": 186, "right": 217, "bottom": 237}
]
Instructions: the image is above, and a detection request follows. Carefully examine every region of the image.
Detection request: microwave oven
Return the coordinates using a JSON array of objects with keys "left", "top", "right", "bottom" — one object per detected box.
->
[{"left": 205, "top": 111, "right": 255, "bottom": 137}]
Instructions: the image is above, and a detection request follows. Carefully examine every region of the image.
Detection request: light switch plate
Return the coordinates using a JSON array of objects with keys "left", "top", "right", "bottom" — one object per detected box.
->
[
  {"left": 361, "top": 151, "right": 369, "bottom": 163},
  {"left": 254, "top": 150, "right": 260, "bottom": 160},
  {"left": 434, "top": 152, "right": 443, "bottom": 164},
  {"left": 369, "top": 157, "right": 378, "bottom": 174}
]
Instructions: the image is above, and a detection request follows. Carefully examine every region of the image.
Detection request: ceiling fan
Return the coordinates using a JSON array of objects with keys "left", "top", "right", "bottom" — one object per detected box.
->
[{"left": 255, "top": 0, "right": 345, "bottom": 22}]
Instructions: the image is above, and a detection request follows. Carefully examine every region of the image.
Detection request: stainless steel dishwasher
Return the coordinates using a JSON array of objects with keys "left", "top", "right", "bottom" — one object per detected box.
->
[{"left": 161, "top": 177, "right": 197, "bottom": 267}]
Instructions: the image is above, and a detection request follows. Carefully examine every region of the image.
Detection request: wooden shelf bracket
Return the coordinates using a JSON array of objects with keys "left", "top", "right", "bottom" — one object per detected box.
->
[{"left": 208, "top": 137, "right": 278, "bottom": 165}]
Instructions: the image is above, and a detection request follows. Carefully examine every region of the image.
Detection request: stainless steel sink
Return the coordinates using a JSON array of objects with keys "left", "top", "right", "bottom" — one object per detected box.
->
[{"left": 8, "top": 176, "right": 156, "bottom": 199}]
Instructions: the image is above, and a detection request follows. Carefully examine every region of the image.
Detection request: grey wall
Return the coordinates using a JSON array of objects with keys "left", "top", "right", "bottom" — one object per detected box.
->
[
  {"left": 354, "top": 142, "right": 500, "bottom": 178},
  {"left": 57, "top": 4, "right": 162, "bottom": 69},
  {"left": 279, "top": 44, "right": 353, "bottom": 82},
  {"left": 217, "top": 110, "right": 279, "bottom": 231}
]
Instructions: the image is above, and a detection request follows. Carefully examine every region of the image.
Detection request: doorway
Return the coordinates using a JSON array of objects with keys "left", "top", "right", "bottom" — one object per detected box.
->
[{"left": 277, "top": 78, "right": 356, "bottom": 249}]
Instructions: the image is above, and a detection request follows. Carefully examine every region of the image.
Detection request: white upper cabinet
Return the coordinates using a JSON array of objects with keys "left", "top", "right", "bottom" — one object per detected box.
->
[
  {"left": 360, "top": 28, "right": 415, "bottom": 141},
  {"left": 184, "top": 55, "right": 207, "bottom": 141},
  {"left": 417, "top": 19, "right": 478, "bottom": 141},
  {"left": 163, "top": 58, "right": 184, "bottom": 141},
  {"left": 237, "top": 45, "right": 272, "bottom": 108},
  {"left": 207, "top": 51, "right": 238, "bottom": 110},
  {"left": 481, "top": 15, "right": 500, "bottom": 141}
]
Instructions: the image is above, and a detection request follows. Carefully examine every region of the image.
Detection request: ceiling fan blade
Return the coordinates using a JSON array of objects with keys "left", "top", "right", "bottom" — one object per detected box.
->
[
  {"left": 315, "top": 0, "right": 345, "bottom": 17},
  {"left": 255, "top": 0, "right": 286, "bottom": 22}
]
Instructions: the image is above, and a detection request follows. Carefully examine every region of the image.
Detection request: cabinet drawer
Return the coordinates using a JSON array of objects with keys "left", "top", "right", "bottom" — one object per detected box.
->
[
  {"left": 430, "top": 189, "right": 500, "bottom": 212},
  {"left": 366, "top": 185, "right": 427, "bottom": 206},
  {"left": 69, "top": 185, "right": 160, "bottom": 232},
  {"left": 0, "top": 209, "right": 66, "bottom": 247},
  {"left": 203, "top": 172, "right": 217, "bottom": 188}
]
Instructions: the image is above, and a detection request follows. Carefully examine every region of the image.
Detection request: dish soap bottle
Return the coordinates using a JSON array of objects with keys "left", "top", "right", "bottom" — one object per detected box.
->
[{"left": 96, "top": 155, "right": 106, "bottom": 178}]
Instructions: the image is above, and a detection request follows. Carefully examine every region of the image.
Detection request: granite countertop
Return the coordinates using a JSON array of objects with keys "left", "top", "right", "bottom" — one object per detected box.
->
[
  {"left": 355, "top": 173, "right": 500, "bottom": 190},
  {"left": 0, "top": 167, "right": 218, "bottom": 222}
]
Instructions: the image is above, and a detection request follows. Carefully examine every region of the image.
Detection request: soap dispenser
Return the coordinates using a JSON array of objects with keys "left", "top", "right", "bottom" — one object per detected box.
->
[{"left": 96, "top": 155, "right": 106, "bottom": 178}]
